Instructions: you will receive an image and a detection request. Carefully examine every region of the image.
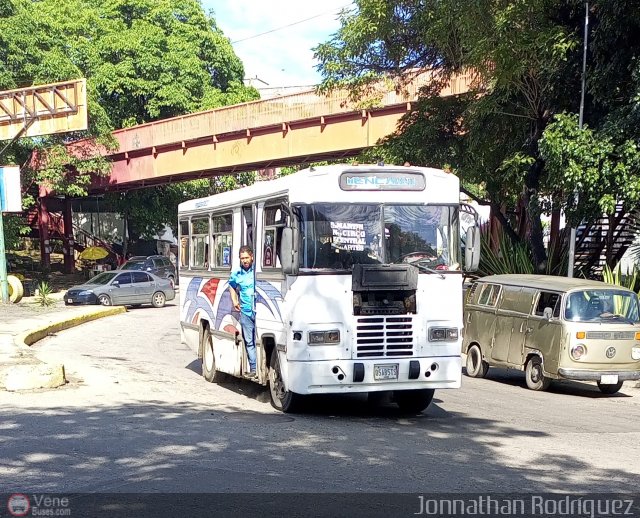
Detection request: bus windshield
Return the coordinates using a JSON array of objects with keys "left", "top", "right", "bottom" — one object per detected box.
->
[{"left": 297, "top": 203, "right": 460, "bottom": 271}]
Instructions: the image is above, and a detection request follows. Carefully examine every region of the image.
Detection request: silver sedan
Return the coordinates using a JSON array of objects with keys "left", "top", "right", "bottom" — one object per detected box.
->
[{"left": 64, "top": 271, "right": 175, "bottom": 308}]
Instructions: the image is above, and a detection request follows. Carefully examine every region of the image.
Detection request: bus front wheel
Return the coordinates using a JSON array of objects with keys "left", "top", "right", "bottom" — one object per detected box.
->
[
  {"left": 268, "top": 348, "right": 302, "bottom": 413},
  {"left": 394, "top": 389, "right": 435, "bottom": 413}
]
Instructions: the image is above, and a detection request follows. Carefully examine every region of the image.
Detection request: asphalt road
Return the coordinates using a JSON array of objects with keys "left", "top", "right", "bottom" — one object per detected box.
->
[{"left": 2, "top": 303, "right": 640, "bottom": 514}]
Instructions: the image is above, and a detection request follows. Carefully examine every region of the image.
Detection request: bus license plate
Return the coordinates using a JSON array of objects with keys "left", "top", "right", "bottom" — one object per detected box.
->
[
  {"left": 374, "top": 364, "right": 398, "bottom": 380},
  {"left": 600, "top": 374, "right": 618, "bottom": 384}
]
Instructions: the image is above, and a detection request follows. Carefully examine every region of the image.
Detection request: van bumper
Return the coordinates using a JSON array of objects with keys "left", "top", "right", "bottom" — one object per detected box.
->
[{"left": 557, "top": 368, "right": 640, "bottom": 381}]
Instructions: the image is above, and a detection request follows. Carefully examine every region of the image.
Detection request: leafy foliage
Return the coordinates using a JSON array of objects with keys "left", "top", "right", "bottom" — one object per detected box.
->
[
  {"left": 105, "top": 172, "right": 256, "bottom": 240},
  {"left": 477, "top": 225, "right": 568, "bottom": 277},
  {"left": 316, "top": 0, "right": 640, "bottom": 273},
  {"left": 601, "top": 264, "right": 639, "bottom": 291},
  {"left": 0, "top": 0, "right": 259, "bottom": 247}
]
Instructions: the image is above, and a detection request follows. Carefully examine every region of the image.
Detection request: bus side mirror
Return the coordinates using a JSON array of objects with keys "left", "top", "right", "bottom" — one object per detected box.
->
[
  {"left": 464, "top": 227, "right": 480, "bottom": 272},
  {"left": 280, "top": 227, "right": 299, "bottom": 275}
]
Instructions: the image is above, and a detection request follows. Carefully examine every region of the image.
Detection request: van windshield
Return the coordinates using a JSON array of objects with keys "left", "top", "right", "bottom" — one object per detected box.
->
[{"left": 565, "top": 290, "right": 640, "bottom": 323}]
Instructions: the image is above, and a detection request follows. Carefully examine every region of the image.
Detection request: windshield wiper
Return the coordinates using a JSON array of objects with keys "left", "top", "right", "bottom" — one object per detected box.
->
[
  {"left": 412, "top": 263, "right": 445, "bottom": 279},
  {"left": 600, "top": 314, "right": 636, "bottom": 325}
]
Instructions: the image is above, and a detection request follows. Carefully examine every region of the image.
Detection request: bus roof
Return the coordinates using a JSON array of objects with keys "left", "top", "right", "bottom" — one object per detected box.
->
[{"left": 178, "top": 164, "right": 459, "bottom": 213}]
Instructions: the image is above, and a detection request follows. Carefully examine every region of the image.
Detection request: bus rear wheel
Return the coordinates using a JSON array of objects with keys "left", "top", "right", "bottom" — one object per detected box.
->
[
  {"left": 201, "top": 327, "right": 223, "bottom": 383},
  {"left": 268, "top": 348, "right": 302, "bottom": 413},
  {"left": 394, "top": 389, "right": 435, "bottom": 413}
]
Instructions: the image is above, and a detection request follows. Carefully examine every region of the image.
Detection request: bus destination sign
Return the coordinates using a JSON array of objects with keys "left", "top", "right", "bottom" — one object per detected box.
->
[{"left": 339, "top": 171, "right": 426, "bottom": 191}]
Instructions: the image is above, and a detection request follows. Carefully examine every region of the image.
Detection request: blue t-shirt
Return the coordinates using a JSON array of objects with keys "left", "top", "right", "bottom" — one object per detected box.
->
[{"left": 228, "top": 266, "right": 255, "bottom": 317}]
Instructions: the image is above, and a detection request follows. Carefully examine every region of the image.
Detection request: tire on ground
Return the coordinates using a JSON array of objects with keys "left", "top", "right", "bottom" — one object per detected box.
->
[{"left": 7, "top": 275, "right": 24, "bottom": 303}]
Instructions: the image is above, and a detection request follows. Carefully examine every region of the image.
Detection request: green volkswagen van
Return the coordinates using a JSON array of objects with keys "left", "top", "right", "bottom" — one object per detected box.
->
[{"left": 463, "top": 274, "right": 640, "bottom": 394}]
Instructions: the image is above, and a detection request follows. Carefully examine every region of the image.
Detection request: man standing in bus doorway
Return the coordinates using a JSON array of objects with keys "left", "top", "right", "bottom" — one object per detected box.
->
[{"left": 229, "top": 246, "right": 257, "bottom": 378}]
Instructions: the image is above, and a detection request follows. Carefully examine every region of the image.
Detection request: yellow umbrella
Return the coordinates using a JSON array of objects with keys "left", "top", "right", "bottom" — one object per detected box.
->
[{"left": 79, "top": 246, "right": 109, "bottom": 260}]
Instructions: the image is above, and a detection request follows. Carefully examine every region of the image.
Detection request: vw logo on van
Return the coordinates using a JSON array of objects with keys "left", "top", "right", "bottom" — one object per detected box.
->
[{"left": 606, "top": 347, "right": 616, "bottom": 359}]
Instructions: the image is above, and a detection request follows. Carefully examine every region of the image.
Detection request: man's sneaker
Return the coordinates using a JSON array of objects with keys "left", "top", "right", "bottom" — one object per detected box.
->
[{"left": 245, "top": 370, "right": 257, "bottom": 379}]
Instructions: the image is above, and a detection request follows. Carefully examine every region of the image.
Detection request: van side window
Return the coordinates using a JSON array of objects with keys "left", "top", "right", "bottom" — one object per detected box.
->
[
  {"left": 478, "top": 283, "right": 501, "bottom": 306},
  {"left": 466, "top": 282, "right": 479, "bottom": 304},
  {"left": 535, "top": 291, "right": 561, "bottom": 317}
]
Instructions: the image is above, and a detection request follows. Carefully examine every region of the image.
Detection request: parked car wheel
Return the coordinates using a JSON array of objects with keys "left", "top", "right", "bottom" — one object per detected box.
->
[
  {"left": 394, "top": 389, "right": 435, "bottom": 413},
  {"left": 465, "top": 344, "right": 489, "bottom": 378},
  {"left": 98, "top": 294, "right": 111, "bottom": 306},
  {"left": 151, "top": 291, "right": 166, "bottom": 308},
  {"left": 525, "top": 356, "right": 551, "bottom": 391},
  {"left": 597, "top": 381, "right": 623, "bottom": 394}
]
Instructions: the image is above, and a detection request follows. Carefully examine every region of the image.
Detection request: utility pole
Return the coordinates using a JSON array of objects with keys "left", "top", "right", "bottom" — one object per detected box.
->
[{"left": 567, "top": 1, "right": 589, "bottom": 277}]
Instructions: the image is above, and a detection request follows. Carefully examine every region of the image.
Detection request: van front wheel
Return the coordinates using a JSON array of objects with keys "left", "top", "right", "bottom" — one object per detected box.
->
[
  {"left": 465, "top": 345, "right": 489, "bottom": 378},
  {"left": 597, "top": 381, "right": 623, "bottom": 395},
  {"left": 525, "top": 356, "right": 551, "bottom": 391}
]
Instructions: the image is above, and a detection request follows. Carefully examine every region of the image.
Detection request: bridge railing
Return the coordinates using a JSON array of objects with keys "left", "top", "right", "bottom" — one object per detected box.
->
[{"left": 112, "top": 70, "right": 474, "bottom": 155}]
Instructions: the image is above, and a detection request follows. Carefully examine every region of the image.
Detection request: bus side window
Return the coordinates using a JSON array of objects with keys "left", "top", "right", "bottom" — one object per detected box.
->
[
  {"left": 212, "top": 214, "right": 233, "bottom": 268},
  {"left": 191, "top": 217, "right": 210, "bottom": 269},
  {"left": 263, "top": 205, "right": 286, "bottom": 268},
  {"left": 242, "top": 206, "right": 254, "bottom": 248},
  {"left": 179, "top": 219, "right": 190, "bottom": 268}
]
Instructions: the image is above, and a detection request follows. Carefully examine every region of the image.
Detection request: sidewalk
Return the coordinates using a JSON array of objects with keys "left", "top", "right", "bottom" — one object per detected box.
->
[{"left": 0, "top": 291, "right": 125, "bottom": 391}]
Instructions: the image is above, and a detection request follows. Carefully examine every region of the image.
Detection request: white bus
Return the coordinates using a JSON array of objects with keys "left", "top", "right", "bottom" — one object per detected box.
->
[{"left": 177, "top": 164, "right": 480, "bottom": 412}]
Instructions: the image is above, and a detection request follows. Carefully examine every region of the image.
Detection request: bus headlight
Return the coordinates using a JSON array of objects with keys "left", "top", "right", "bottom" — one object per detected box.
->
[
  {"left": 632, "top": 347, "right": 640, "bottom": 360},
  {"left": 429, "top": 327, "right": 459, "bottom": 342},
  {"left": 308, "top": 330, "right": 340, "bottom": 345},
  {"left": 571, "top": 344, "right": 587, "bottom": 360}
]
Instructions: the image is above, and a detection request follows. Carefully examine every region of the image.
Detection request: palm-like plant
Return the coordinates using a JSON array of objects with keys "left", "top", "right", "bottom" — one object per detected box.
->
[
  {"left": 34, "top": 281, "right": 56, "bottom": 307},
  {"left": 477, "top": 225, "right": 569, "bottom": 277}
]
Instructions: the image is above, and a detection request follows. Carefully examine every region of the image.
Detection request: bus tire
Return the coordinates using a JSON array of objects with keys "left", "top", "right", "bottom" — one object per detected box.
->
[
  {"left": 7, "top": 275, "right": 24, "bottom": 303},
  {"left": 394, "top": 389, "right": 435, "bottom": 413},
  {"left": 465, "top": 344, "right": 489, "bottom": 378},
  {"left": 597, "top": 381, "right": 623, "bottom": 395},
  {"left": 268, "top": 348, "right": 302, "bottom": 413},
  {"left": 201, "top": 327, "right": 223, "bottom": 383},
  {"left": 525, "top": 356, "right": 551, "bottom": 391}
]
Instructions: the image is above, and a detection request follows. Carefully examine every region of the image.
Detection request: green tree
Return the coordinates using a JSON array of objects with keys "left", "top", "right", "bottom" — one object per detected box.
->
[
  {"left": 315, "top": 0, "right": 640, "bottom": 273},
  {"left": 106, "top": 173, "right": 256, "bottom": 255},
  {"left": 0, "top": 0, "right": 258, "bottom": 248}
]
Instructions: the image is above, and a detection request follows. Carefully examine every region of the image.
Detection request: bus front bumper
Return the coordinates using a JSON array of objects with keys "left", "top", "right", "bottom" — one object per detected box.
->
[{"left": 286, "top": 356, "right": 462, "bottom": 395}]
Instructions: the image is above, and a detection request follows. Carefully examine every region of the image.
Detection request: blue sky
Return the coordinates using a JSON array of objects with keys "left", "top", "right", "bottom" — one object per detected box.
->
[{"left": 201, "top": 0, "right": 352, "bottom": 88}]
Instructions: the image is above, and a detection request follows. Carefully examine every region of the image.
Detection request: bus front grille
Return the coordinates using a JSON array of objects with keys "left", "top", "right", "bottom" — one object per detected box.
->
[{"left": 355, "top": 316, "right": 414, "bottom": 358}]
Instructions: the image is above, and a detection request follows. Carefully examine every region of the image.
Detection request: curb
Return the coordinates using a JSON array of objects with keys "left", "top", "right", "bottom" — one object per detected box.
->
[
  {"left": 1, "top": 306, "right": 127, "bottom": 392},
  {"left": 18, "top": 306, "right": 127, "bottom": 347}
]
